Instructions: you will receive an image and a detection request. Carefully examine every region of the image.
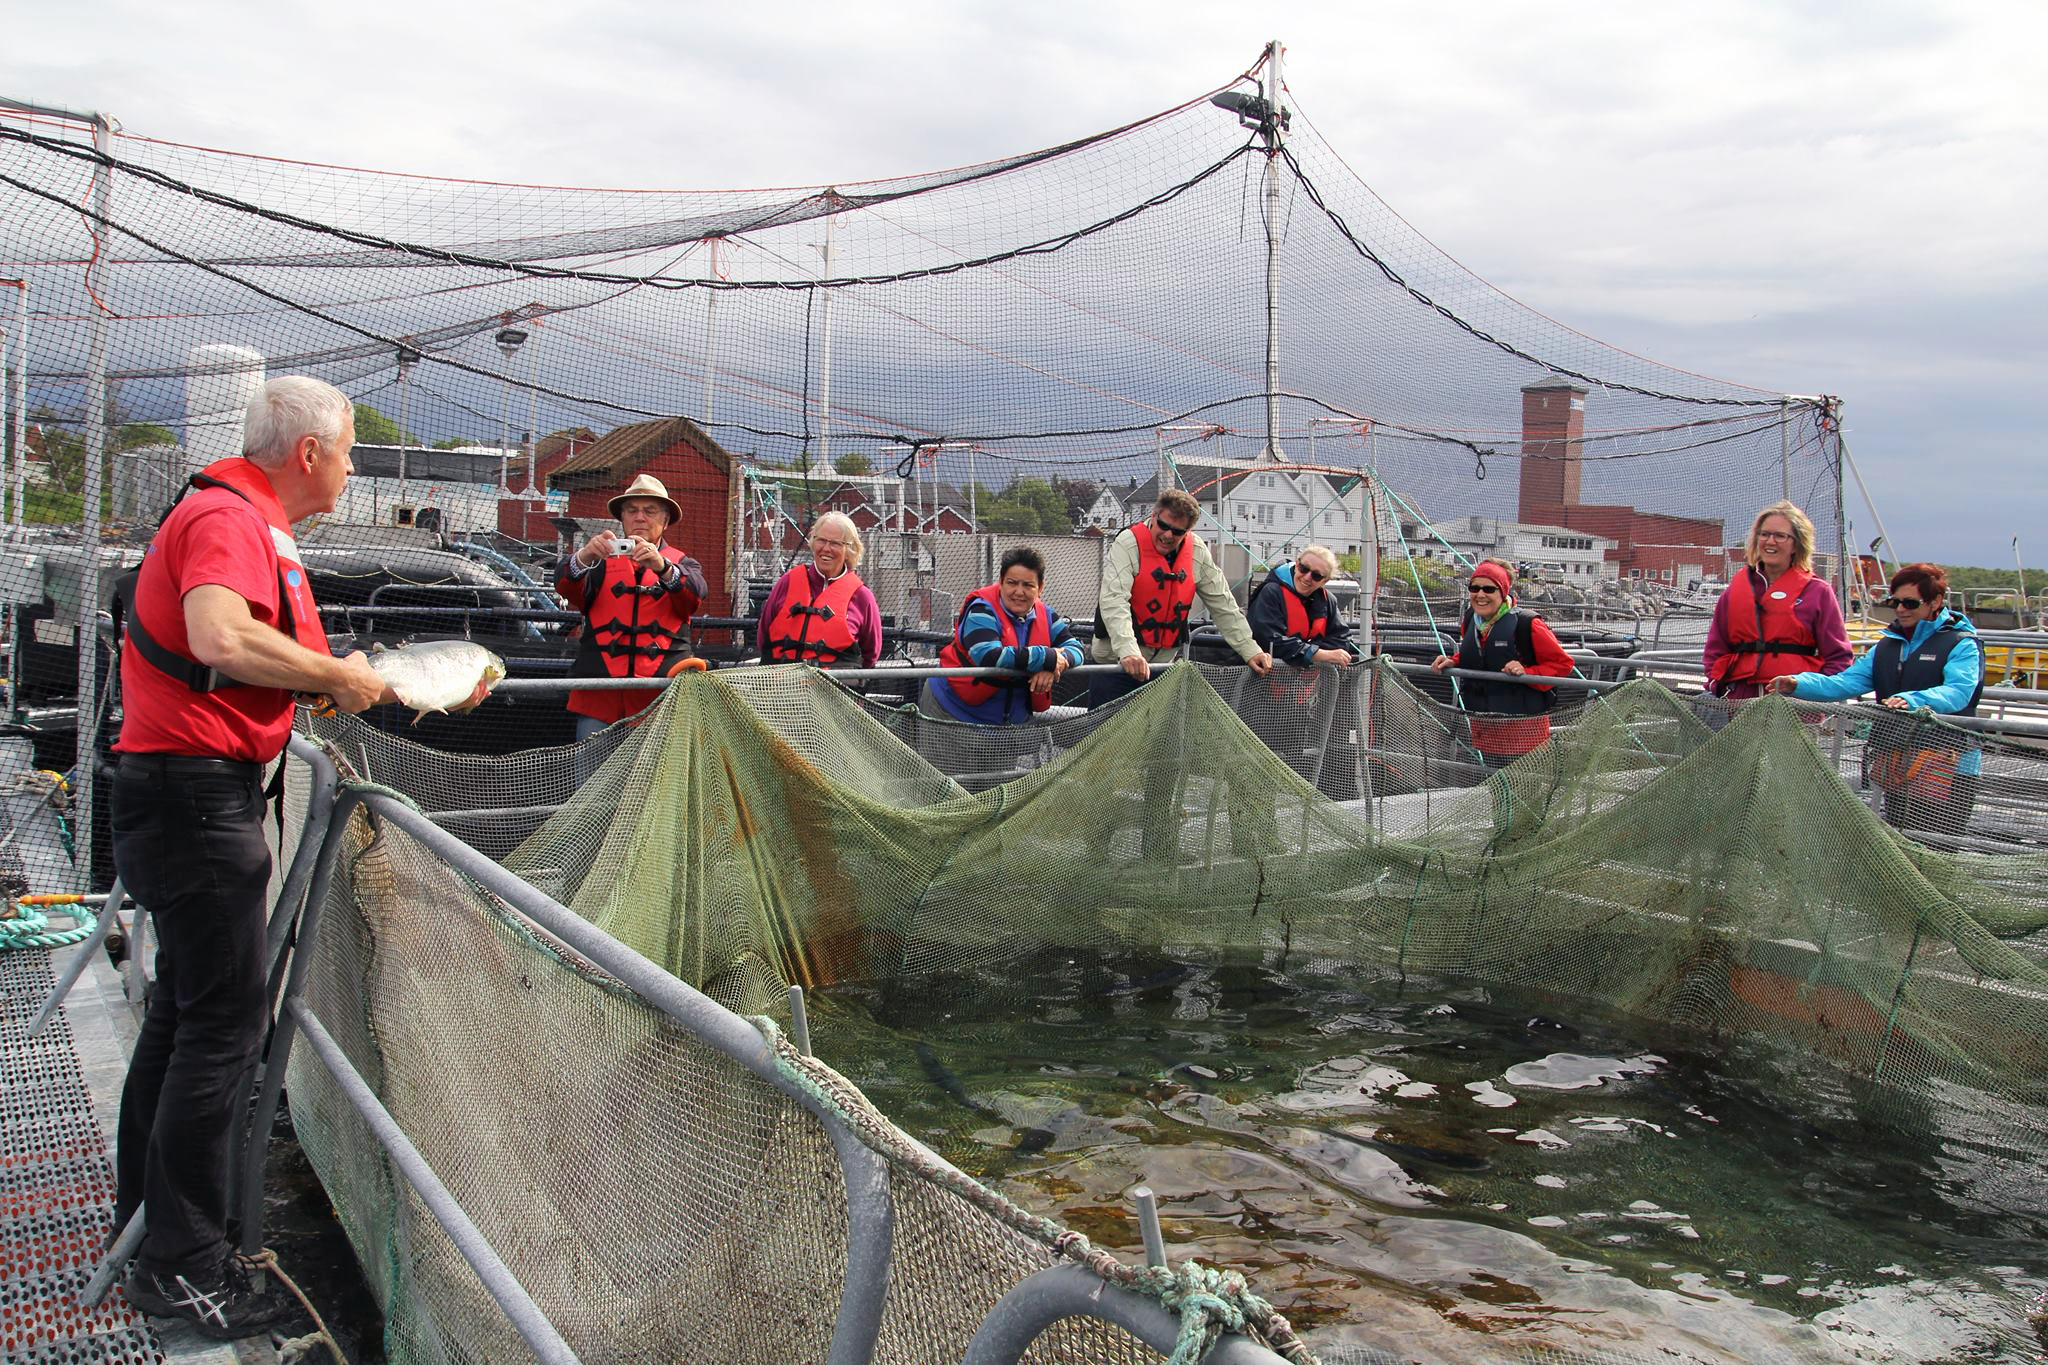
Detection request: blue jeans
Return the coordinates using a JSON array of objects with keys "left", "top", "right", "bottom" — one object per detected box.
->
[{"left": 112, "top": 753, "right": 273, "bottom": 1276}]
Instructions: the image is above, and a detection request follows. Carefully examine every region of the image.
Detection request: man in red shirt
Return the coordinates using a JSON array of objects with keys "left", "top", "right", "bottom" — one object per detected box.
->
[{"left": 113, "top": 376, "right": 390, "bottom": 1340}]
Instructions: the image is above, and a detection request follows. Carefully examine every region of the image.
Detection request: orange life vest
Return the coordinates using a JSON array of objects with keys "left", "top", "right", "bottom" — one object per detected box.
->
[
  {"left": 764, "top": 568, "right": 863, "bottom": 665},
  {"left": 574, "top": 546, "right": 695, "bottom": 679},
  {"left": 1128, "top": 523, "right": 1199, "bottom": 651},
  {"left": 1710, "top": 567, "right": 1824, "bottom": 688},
  {"left": 938, "top": 585, "right": 1053, "bottom": 713}
]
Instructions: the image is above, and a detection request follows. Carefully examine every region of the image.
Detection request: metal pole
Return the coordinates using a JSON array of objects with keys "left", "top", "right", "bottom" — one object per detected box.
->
[
  {"left": 1779, "top": 399, "right": 1791, "bottom": 505},
  {"left": 702, "top": 239, "right": 721, "bottom": 426},
  {"left": 526, "top": 328, "right": 541, "bottom": 496},
  {"left": 2013, "top": 535, "right": 2028, "bottom": 614},
  {"left": 816, "top": 211, "right": 837, "bottom": 470},
  {"left": 1260, "top": 39, "right": 1285, "bottom": 463},
  {"left": 0, "top": 319, "right": 8, "bottom": 522},
  {"left": 26, "top": 878, "right": 124, "bottom": 1036},
  {"left": 498, "top": 350, "right": 512, "bottom": 495},
  {"left": 1829, "top": 400, "right": 1872, "bottom": 601},
  {"left": 76, "top": 116, "right": 113, "bottom": 892},
  {"left": 291, "top": 1005, "right": 584, "bottom": 1365},
  {"left": 396, "top": 346, "right": 418, "bottom": 516},
  {"left": 9, "top": 280, "right": 24, "bottom": 526},
  {"left": 1361, "top": 464, "right": 1380, "bottom": 654}
]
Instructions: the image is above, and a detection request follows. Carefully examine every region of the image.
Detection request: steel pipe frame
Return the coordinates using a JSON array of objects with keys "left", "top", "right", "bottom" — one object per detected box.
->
[
  {"left": 959, "top": 1264, "right": 1298, "bottom": 1365},
  {"left": 25, "top": 875, "right": 125, "bottom": 1037},
  {"left": 488, "top": 660, "right": 1189, "bottom": 693},
  {"left": 241, "top": 775, "right": 896, "bottom": 1365},
  {"left": 289, "top": 1003, "right": 581, "bottom": 1365}
]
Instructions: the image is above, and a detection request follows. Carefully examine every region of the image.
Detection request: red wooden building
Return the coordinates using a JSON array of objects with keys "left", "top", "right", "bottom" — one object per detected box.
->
[{"left": 546, "top": 416, "right": 740, "bottom": 618}]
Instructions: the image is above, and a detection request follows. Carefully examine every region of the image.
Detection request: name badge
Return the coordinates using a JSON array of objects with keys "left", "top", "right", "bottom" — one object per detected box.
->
[{"left": 1769, "top": 591, "right": 1788, "bottom": 599}]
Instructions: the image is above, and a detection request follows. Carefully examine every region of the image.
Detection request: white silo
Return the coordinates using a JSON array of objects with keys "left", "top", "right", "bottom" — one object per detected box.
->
[{"left": 185, "top": 345, "right": 266, "bottom": 462}]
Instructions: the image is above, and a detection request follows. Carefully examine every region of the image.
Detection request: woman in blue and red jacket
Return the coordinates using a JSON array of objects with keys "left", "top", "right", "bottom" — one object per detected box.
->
[
  {"left": 922, "top": 546, "right": 1085, "bottom": 725},
  {"left": 1431, "top": 559, "right": 1576, "bottom": 766}
]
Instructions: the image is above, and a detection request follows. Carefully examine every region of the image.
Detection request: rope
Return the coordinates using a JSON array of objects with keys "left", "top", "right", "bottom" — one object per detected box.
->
[
  {"left": 745, "top": 1016, "right": 1319, "bottom": 1364},
  {"left": 239, "top": 1248, "right": 346, "bottom": 1365},
  {"left": 0, "top": 901, "right": 97, "bottom": 950}
]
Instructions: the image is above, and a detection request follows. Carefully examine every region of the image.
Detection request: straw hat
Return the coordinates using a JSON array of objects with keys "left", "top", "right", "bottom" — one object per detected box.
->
[{"left": 608, "top": 472, "right": 681, "bottom": 524}]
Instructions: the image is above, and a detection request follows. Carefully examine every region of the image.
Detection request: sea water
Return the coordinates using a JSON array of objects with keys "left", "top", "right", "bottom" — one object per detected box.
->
[{"left": 822, "top": 954, "right": 2046, "bottom": 1364}]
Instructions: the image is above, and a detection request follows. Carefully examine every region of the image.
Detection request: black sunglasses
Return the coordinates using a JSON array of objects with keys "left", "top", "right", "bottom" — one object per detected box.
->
[
  {"left": 1468, "top": 583, "right": 1500, "bottom": 595},
  {"left": 1154, "top": 519, "right": 1192, "bottom": 537},
  {"left": 1885, "top": 596, "right": 1926, "bottom": 610},
  {"left": 1295, "top": 564, "right": 1327, "bottom": 582}
]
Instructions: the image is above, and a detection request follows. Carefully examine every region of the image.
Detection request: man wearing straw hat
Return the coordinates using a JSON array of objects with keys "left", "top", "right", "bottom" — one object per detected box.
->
[{"left": 555, "top": 472, "right": 707, "bottom": 735}]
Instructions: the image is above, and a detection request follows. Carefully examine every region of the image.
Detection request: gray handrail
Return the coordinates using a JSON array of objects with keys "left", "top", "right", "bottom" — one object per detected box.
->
[
  {"left": 289, "top": 1003, "right": 582, "bottom": 1365},
  {"left": 248, "top": 777, "right": 895, "bottom": 1364}
]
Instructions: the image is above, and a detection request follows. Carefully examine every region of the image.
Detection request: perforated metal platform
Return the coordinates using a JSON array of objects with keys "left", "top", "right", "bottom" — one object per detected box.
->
[{"left": 0, "top": 950, "right": 162, "bottom": 1364}]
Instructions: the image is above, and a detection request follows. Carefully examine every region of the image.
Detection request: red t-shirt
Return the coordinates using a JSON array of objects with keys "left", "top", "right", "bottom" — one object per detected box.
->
[{"left": 116, "top": 493, "right": 313, "bottom": 763}]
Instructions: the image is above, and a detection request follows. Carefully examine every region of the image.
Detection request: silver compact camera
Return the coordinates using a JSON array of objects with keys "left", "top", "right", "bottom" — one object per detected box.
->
[{"left": 609, "top": 536, "right": 640, "bottom": 556}]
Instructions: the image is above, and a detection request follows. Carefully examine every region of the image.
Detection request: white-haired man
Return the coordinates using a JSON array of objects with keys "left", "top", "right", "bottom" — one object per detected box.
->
[{"left": 113, "top": 376, "right": 391, "bottom": 1339}]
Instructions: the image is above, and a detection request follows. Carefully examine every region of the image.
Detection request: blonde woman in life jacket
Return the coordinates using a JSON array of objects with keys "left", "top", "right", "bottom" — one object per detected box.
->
[{"left": 1702, "top": 501, "right": 1853, "bottom": 700}]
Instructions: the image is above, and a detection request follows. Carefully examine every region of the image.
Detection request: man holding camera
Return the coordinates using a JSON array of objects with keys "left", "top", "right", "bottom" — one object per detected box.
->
[{"left": 555, "top": 473, "right": 707, "bottom": 735}]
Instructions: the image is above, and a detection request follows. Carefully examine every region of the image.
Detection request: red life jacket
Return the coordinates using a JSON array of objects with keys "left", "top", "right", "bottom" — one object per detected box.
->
[
  {"left": 120, "top": 458, "right": 331, "bottom": 691},
  {"left": 1263, "top": 576, "right": 1334, "bottom": 704},
  {"left": 1710, "top": 566, "right": 1824, "bottom": 688},
  {"left": 1128, "top": 523, "right": 1199, "bottom": 651},
  {"left": 566, "top": 544, "right": 697, "bottom": 724},
  {"left": 1281, "top": 585, "right": 1329, "bottom": 641},
  {"left": 938, "top": 585, "right": 1053, "bottom": 712},
  {"left": 764, "top": 568, "right": 863, "bottom": 665}
]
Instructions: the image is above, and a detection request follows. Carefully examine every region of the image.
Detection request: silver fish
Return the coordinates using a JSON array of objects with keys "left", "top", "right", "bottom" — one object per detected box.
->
[{"left": 368, "top": 641, "right": 506, "bottom": 723}]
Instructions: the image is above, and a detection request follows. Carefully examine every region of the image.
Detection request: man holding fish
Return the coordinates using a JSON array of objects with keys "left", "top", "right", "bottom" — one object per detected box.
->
[{"left": 109, "top": 377, "right": 397, "bottom": 1338}]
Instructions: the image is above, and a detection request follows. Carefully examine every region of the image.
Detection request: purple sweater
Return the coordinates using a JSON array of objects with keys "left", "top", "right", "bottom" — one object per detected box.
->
[
  {"left": 755, "top": 565, "right": 883, "bottom": 668},
  {"left": 1702, "top": 568, "right": 1853, "bottom": 699}
]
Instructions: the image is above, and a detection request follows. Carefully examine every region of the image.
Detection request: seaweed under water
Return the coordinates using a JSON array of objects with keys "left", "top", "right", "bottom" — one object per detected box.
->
[{"left": 819, "top": 951, "right": 2048, "bottom": 1364}]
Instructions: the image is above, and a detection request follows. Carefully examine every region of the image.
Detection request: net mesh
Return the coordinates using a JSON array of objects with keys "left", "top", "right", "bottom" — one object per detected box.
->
[{"left": 283, "top": 662, "right": 2048, "bottom": 1363}]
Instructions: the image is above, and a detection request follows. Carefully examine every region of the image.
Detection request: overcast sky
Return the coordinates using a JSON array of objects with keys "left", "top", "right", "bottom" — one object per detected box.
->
[{"left": 10, "top": 0, "right": 2044, "bottom": 564}]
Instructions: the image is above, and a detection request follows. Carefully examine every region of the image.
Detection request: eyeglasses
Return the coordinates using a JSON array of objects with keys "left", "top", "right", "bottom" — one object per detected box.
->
[
  {"left": 1468, "top": 583, "right": 1500, "bottom": 595},
  {"left": 1294, "top": 564, "right": 1327, "bottom": 582},
  {"left": 1153, "top": 519, "right": 1192, "bottom": 538},
  {"left": 811, "top": 536, "right": 853, "bottom": 550},
  {"left": 1885, "top": 596, "right": 1926, "bottom": 610},
  {"left": 1755, "top": 531, "right": 1794, "bottom": 543}
]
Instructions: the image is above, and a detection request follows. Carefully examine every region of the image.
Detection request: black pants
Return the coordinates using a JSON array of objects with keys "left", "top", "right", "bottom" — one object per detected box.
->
[{"left": 111, "top": 754, "right": 273, "bottom": 1277}]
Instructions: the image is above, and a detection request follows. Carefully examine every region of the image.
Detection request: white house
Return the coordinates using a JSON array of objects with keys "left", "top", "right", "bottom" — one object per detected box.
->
[
  {"left": 1396, "top": 513, "right": 1618, "bottom": 582},
  {"left": 1122, "top": 465, "right": 1398, "bottom": 567},
  {"left": 1075, "top": 482, "right": 1128, "bottom": 534}
]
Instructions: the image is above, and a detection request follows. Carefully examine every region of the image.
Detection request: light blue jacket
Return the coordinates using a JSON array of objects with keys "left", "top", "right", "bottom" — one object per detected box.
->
[{"left": 1785, "top": 609, "right": 1983, "bottom": 774}]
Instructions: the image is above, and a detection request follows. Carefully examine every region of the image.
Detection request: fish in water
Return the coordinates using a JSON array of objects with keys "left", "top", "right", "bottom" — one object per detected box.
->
[{"left": 368, "top": 641, "right": 506, "bottom": 723}]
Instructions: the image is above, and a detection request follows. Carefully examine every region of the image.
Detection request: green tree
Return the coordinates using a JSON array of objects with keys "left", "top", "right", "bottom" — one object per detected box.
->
[
  {"left": 113, "top": 422, "right": 179, "bottom": 452},
  {"left": 834, "top": 451, "right": 873, "bottom": 476},
  {"left": 352, "top": 403, "right": 415, "bottom": 446},
  {"left": 433, "top": 437, "right": 472, "bottom": 450}
]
